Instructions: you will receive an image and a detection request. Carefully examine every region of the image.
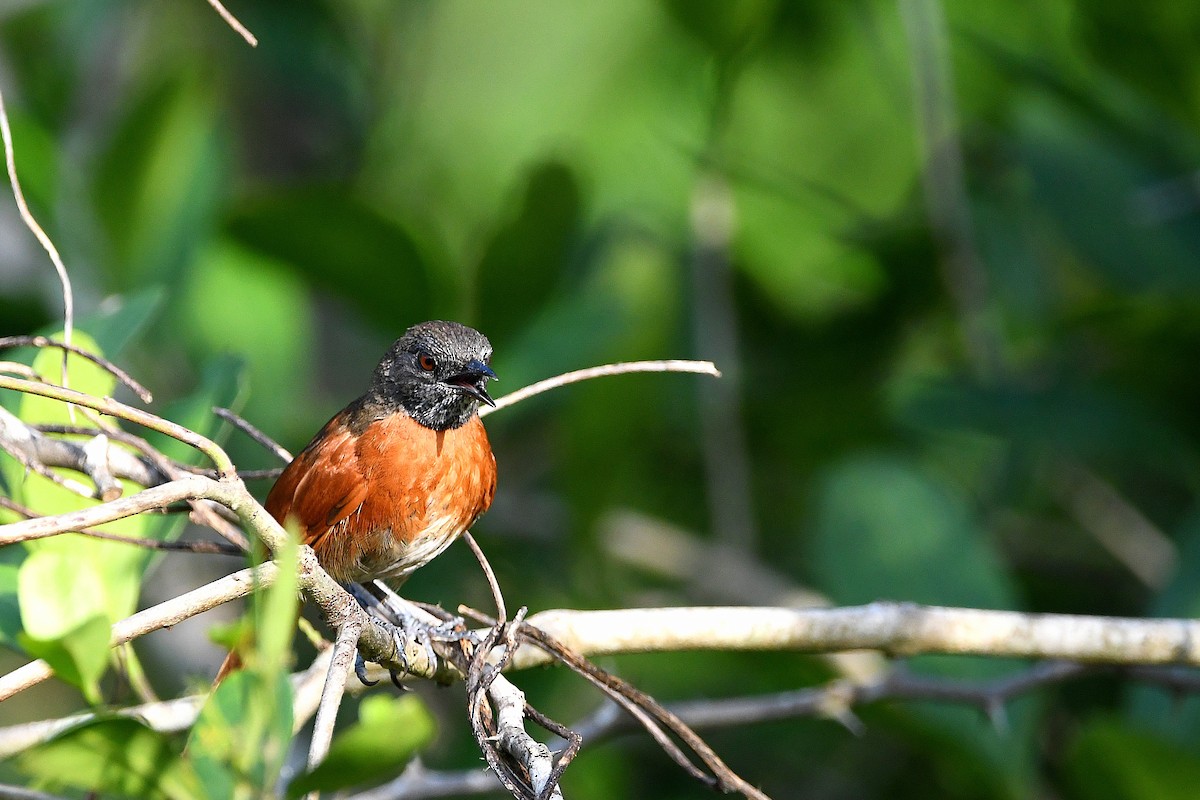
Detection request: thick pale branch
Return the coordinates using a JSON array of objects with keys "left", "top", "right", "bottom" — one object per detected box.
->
[
  {"left": 0, "top": 406, "right": 160, "bottom": 499},
  {"left": 514, "top": 604, "right": 1200, "bottom": 669}
]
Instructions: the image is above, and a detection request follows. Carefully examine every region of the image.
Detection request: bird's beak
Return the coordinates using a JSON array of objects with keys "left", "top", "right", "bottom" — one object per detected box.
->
[{"left": 448, "top": 359, "right": 497, "bottom": 407}]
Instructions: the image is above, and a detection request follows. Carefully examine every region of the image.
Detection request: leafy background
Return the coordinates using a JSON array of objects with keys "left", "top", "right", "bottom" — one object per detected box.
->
[{"left": 3, "top": 0, "right": 1200, "bottom": 797}]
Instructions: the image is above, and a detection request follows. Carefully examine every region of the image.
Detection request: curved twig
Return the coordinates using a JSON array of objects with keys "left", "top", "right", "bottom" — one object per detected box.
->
[
  {"left": 0, "top": 89, "right": 73, "bottom": 390},
  {"left": 0, "top": 336, "right": 152, "bottom": 403},
  {"left": 482, "top": 360, "right": 720, "bottom": 417},
  {"left": 0, "top": 376, "right": 234, "bottom": 476},
  {"left": 205, "top": 0, "right": 258, "bottom": 46}
]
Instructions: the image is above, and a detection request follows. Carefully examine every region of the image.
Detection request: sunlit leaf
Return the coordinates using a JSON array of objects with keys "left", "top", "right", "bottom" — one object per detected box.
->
[
  {"left": 187, "top": 531, "right": 299, "bottom": 797},
  {"left": 1065, "top": 717, "right": 1200, "bottom": 800},
  {"left": 15, "top": 717, "right": 202, "bottom": 800},
  {"left": 287, "top": 694, "right": 436, "bottom": 797}
]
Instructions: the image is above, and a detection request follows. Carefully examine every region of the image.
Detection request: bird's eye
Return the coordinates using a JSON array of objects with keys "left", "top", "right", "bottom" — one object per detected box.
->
[{"left": 418, "top": 354, "right": 437, "bottom": 372}]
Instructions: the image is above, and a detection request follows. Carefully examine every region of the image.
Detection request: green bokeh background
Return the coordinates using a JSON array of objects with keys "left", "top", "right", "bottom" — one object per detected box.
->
[{"left": 4, "top": 0, "right": 1200, "bottom": 797}]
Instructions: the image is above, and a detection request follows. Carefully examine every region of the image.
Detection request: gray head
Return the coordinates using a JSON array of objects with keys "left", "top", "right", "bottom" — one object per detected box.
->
[{"left": 369, "top": 320, "right": 496, "bottom": 430}]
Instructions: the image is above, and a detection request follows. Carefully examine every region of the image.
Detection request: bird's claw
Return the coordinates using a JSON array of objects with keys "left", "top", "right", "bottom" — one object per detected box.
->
[{"left": 354, "top": 653, "right": 379, "bottom": 686}]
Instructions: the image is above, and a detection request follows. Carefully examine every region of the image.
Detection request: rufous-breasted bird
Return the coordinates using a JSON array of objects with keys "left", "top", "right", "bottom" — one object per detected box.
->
[{"left": 216, "top": 320, "right": 497, "bottom": 681}]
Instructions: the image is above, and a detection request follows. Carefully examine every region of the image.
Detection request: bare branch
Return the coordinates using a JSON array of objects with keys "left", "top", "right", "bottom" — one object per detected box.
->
[
  {"left": 0, "top": 561, "right": 278, "bottom": 701},
  {"left": 512, "top": 604, "right": 1200, "bottom": 669},
  {"left": 205, "top": 0, "right": 258, "bottom": 47},
  {"left": 0, "top": 475, "right": 215, "bottom": 545},
  {"left": 482, "top": 360, "right": 720, "bottom": 417},
  {"left": 0, "top": 496, "right": 242, "bottom": 555},
  {"left": 0, "top": 375, "right": 234, "bottom": 476},
  {"left": 0, "top": 336, "right": 153, "bottom": 403},
  {"left": 213, "top": 406, "right": 292, "bottom": 463},
  {"left": 305, "top": 616, "right": 362, "bottom": 788},
  {"left": 0, "top": 87, "right": 73, "bottom": 389},
  {"left": 349, "top": 759, "right": 502, "bottom": 800}
]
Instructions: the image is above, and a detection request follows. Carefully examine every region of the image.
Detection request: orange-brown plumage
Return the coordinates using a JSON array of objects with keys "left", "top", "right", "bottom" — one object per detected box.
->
[{"left": 266, "top": 411, "right": 496, "bottom": 584}]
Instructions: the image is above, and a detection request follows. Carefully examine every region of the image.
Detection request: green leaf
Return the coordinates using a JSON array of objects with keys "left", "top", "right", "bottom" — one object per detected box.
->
[
  {"left": 809, "top": 453, "right": 1016, "bottom": 612},
  {"left": 257, "top": 528, "right": 300, "bottom": 674},
  {"left": 7, "top": 332, "right": 155, "bottom": 627},
  {"left": 0, "top": 551, "right": 22, "bottom": 648},
  {"left": 17, "top": 549, "right": 113, "bottom": 702},
  {"left": 1065, "top": 717, "right": 1200, "bottom": 800},
  {"left": 287, "top": 695, "right": 436, "bottom": 797},
  {"left": 187, "top": 533, "right": 299, "bottom": 797},
  {"left": 476, "top": 161, "right": 583, "bottom": 347},
  {"left": 17, "top": 548, "right": 110, "bottom": 641},
  {"left": 187, "top": 669, "right": 294, "bottom": 800},
  {"left": 15, "top": 717, "right": 202, "bottom": 800},
  {"left": 17, "top": 615, "right": 110, "bottom": 705},
  {"left": 92, "top": 76, "right": 225, "bottom": 287},
  {"left": 225, "top": 187, "right": 434, "bottom": 328},
  {"left": 174, "top": 240, "right": 310, "bottom": 437}
]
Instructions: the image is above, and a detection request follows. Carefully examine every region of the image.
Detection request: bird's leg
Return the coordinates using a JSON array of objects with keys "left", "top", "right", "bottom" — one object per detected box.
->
[{"left": 344, "top": 581, "right": 418, "bottom": 684}]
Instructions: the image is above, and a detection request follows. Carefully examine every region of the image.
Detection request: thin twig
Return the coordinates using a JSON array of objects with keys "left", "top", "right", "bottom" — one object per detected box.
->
[
  {"left": 0, "top": 496, "right": 243, "bottom": 555},
  {"left": 0, "top": 336, "right": 152, "bottom": 402},
  {"left": 463, "top": 606, "right": 769, "bottom": 799},
  {"left": 0, "top": 88, "right": 73, "bottom": 390},
  {"left": 213, "top": 406, "right": 292, "bottom": 463},
  {"left": 205, "top": 0, "right": 258, "bottom": 47},
  {"left": 306, "top": 616, "right": 363, "bottom": 794},
  {"left": 462, "top": 531, "right": 506, "bottom": 624},
  {"left": 0, "top": 362, "right": 40, "bottom": 379},
  {"left": 482, "top": 360, "right": 720, "bottom": 417},
  {"left": 0, "top": 375, "right": 235, "bottom": 476},
  {"left": 0, "top": 475, "right": 215, "bottom": 545}
]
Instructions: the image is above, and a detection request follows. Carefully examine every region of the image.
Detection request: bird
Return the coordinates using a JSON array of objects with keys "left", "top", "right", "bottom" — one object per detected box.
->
[{"left": 216, "top": 320, "right": 497, "bottom": 682}]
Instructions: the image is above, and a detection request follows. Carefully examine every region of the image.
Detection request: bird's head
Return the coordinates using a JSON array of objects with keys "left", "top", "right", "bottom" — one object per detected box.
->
[{"left": 371, "top": 320, "right": 496, "bottom": 430}]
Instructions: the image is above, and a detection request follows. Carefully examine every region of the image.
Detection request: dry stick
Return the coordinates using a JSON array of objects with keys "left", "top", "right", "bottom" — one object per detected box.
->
[
  {"left": 572, "top": 662, "right": 1095, "bottom": 745},
  {"left": 205, "top": 0, "right": 258, "bottom": 46},
  {"left": 213, "top": 406, "right": 293, "bottom": 463},
  {"left": 0, "top": 561, "right": 278, "bottom": 702},
  {"left": 305, "top": 615, "right": 363, "bottom": 797},
  {"left": 2, "top": 434, "right": 95, "bottom": 499},
  {"left": 0, "top": 475, "right": 215, "bottom": 546},
  {"left": 509, "top": 605, "right": 1200, "bottom": 668},
  {"left": 0, "top": 336, "right": 153, "bottom": 402},
  {"left": 464, "top": 607, "right": 768, "bottom": 800},
  {"left": 0, "top": 88, "right": 73, "bottom": 391},
  {"left": 0, "top": 496, "right": 242, "bottom": 555},
  {"left": 462, "top": 531, "right": 506, "bottom": 624},
  {"left": 0, "top": 375, "right": 234, "bottom": 476},
  {"left": 481, "top": 360, "right": 720, "bottom": 417},
  {"left": 0, "top": 362, "right": 39, "bottom": 380},
  {"left": 465, "top": 611, "right": 548, "bottom": 800}
]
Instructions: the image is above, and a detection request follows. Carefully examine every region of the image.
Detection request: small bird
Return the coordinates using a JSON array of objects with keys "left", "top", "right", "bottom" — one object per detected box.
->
[
  {"left": 267, "top": 320, "right": 497, "bottom": 583},
  {"left": 217, "top": 320, "right": 497, "bottom": 680}
]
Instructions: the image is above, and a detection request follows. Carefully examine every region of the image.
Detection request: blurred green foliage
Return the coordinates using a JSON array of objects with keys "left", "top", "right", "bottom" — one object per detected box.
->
[{"left": 2, "top": 0, "right": 1200, "bottom": 797}]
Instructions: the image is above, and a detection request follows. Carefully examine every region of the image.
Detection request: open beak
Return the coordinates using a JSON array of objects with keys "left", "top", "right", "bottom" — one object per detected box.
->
[{"left": 448, "top": 359, "right": 497, "bottom": 407}]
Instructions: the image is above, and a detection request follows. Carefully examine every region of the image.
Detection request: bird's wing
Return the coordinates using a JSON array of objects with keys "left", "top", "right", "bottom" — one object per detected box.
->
[{"left": 265, "top": 415, "right": 369, "bottom": 550}]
